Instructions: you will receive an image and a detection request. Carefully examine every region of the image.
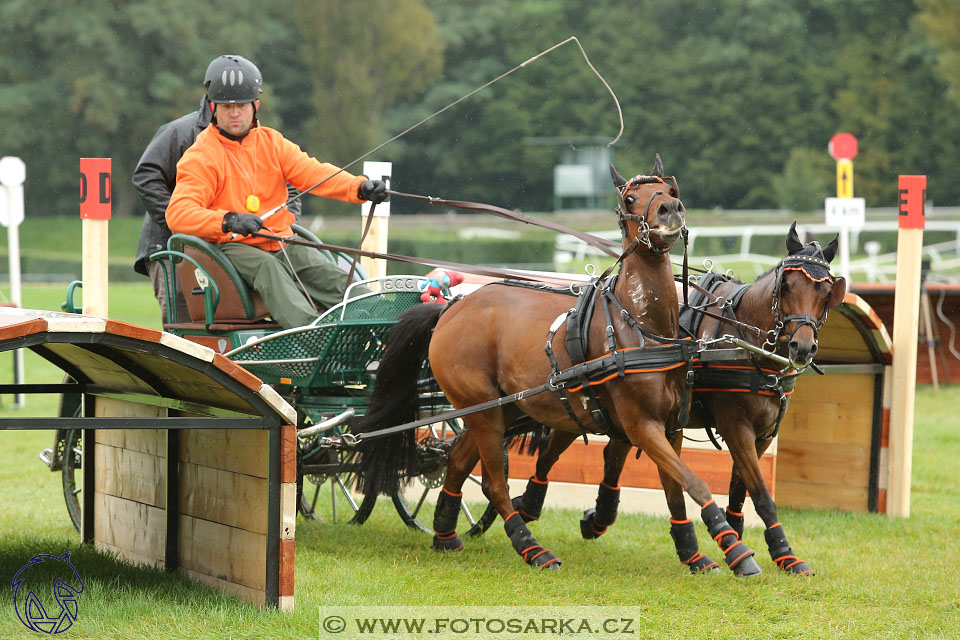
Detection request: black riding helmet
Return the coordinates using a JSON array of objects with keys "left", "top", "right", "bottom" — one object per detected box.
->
[{"left": 204, "top": 55, "right": 262, "bottom": 104}]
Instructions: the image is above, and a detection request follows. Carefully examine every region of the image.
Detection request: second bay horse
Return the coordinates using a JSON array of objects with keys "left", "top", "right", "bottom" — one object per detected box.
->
[{"left": 512, "top": 222, "right": 846, "bottom": 575}]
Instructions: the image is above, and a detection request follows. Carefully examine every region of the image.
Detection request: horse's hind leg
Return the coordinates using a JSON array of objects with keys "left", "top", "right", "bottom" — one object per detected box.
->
[
  {"left": 725, "top": 427, "right": 814, "bottom": 575},
  {"left": 443, "top": 411, "right": 561, "bottom": 569},
  {"left": 431, "top": 430, "right": 480, "bottom": 552},
  {"left": 512, "top": 428, "right": 578, "bottom": 523},
  {"left": 636, "top": 423, "right": 761, "bottom": 577},
  {"left": 656, "top": 431, "right": 719, "bottom": 573},
  {"left": 580, "top": 438, "right": 631, "bottom": 539}
]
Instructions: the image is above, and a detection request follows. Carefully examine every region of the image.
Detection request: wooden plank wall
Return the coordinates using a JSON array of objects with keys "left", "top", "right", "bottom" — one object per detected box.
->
[
  {"left": 91, "top": 398, "right": 297, "bottom": 609},
  {"left": 178, "top": 426, "right": 271, "bottom": 606},
  {"left": 93, "top": 398, "right": 167, "bottom": 567},
  {"left": 775, "top": 373, "right": 878, "bottom": 512}
]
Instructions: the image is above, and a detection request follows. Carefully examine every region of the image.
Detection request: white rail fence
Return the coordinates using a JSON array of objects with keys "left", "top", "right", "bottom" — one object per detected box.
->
[{"left": 554, "top": 208, "right": 960, "bottom": 283}]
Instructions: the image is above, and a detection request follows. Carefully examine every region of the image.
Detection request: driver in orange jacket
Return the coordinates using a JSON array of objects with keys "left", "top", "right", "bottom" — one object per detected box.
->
[{"left": 167, "top": 54, "right": 386, "bottom": 329}]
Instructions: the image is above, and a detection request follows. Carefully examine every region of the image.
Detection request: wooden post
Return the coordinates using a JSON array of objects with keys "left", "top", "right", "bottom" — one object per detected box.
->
[
  {"left": 359, "top": 161, "right": 391, "bottom": 291},
  {"left": 887, "top": 174, "right": 926, "bottom": 518},
  {"left": 80, "top": 158, "right": 111, "bottom": 317}
]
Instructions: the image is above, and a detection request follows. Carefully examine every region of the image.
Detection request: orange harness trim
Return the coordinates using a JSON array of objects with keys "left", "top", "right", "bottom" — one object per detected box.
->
[
  {"left": 784, "top": 266, "right": 833, "bottom": 283},
  {"left": 568, "top": 361, "right": 688, "bottom": 393}
]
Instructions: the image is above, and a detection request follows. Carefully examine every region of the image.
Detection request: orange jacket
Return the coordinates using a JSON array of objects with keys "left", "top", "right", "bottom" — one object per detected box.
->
[{"left": 166, "top": 124, "right": 365, "bottom": 250}]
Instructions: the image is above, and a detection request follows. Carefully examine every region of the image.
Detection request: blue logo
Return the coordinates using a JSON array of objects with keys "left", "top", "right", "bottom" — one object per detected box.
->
[{"left": 11, "top": 553, "right": 84, "bottom": 634}]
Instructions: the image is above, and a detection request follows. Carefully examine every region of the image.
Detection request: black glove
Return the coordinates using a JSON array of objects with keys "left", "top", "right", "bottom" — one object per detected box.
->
[
  {"left": 222, "top": 211, "right": 265, "bottom": 236},
  {"left": 358, "top": 179, "right": 387, "bottom": 204}
]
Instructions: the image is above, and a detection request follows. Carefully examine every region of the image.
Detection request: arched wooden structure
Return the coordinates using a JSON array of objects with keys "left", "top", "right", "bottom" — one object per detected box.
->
[{"left": 0, "top": 307, "right": 298, "bottom": 610}]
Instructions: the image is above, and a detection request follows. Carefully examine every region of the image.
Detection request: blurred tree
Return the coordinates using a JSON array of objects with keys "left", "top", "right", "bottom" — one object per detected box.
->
[
  {"left": 0, "top": 0, "right": 957, "bottom": 218},
  {"left": 288, "top": 0, "right": 444, "bottom": 217},
  {"left": 0, "top": 0, "right": 294, "bottom": 216},
  {"left": 772, "top": 149, "right": 833, "bottom": 211},
  {"left": 916, "top": 0, "right": 960, "bottom": 105}
]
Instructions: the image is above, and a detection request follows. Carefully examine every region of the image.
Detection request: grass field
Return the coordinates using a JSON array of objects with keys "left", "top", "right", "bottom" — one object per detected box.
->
[{"left": 0, "top": 284, "right": 958, "bottom": 638}]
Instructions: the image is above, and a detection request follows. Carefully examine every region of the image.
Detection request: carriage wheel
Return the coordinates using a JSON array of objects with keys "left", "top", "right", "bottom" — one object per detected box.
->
[
  {"left": 61, "top": 428, "right": 82, "bottom": 532},
  {"left": 392, "top": 420, "right": 503, "bottom": 536},
  {"left": 59, "top": 389, "right": 84, "bottom": 533},
  {"left": 299, "top": 435, "right": 380, "bottom": 525}
]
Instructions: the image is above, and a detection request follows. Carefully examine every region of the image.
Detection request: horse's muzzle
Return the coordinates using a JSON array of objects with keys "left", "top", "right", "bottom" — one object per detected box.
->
[{"left": 788, "top": 334, "right": 818, "bottom": 369}]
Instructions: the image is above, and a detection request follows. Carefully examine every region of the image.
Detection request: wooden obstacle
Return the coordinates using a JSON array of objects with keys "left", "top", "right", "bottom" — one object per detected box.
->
[
  {"left": 850, "top": 282, "right": 960, "bottom": 385},
  {"left": 0, "top": 307, "right": 298, "bottom": 610}
]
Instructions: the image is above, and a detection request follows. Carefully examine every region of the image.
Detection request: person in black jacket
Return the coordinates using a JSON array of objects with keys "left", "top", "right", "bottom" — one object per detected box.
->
[{"left": 132, "top": 55, "right": 301, "bottom": 324}]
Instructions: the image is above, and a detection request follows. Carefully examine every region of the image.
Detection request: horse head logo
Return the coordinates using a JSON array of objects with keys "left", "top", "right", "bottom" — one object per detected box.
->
[{"left": 11, "top": 552, "right": 84, "bottom": 634}]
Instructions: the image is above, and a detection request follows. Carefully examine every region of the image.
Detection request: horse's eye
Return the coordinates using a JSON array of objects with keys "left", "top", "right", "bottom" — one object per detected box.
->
[{"left": 624, "top": 196, "right": 635, "bottom": 205}]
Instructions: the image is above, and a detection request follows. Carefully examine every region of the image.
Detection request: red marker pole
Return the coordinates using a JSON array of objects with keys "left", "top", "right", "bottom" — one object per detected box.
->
[
  {"left": 887, "top": 175, "right": 926, "bottom": 518},
  {"left": 80, "top": 158, "right": 111, "bottom": 317}
]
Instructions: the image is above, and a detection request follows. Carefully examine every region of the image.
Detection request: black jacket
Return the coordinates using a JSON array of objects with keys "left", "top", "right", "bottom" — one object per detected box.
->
[{"left": 132, "top": 97, "right": 301, "bottom": 275}]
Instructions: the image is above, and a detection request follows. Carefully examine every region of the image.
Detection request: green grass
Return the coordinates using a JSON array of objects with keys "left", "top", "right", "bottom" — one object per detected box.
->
[
  {"left": 0, "top": 388, "right": 956, "bottom": 638},
  {"left": 1, "top": 284, "right": 958, "bottom": 638}
]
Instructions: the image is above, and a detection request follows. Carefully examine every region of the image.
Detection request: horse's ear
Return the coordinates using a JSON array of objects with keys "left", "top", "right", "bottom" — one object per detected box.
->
[
  {"left": 609, "top": 163, "right": 627, "bottom": 189},
  {"left": 652, "top": 153, "right": 664, "bottom": 178},
  {"left": 822, "top": 235, "right": 839, "bottom": 263},
  {"left": 829, "top": 276, "right": 847, "bottom": 308},
  {"left": 786, "top": 221, "right": 804, "bottom": 255}
]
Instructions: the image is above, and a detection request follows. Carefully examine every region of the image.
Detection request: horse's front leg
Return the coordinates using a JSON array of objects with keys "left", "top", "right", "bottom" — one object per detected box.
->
[
  {"left": 630, "top": 420, "right": 761, "bottom": 577},
  {"left": 723, "top": 422, "right": 814, "bottom": 575},
  {"left": 512, "top": 428, "right": 579, "bottom": 523},
  {"left": 580, "top": 437, "right": 631, "bottom": 539},
  {"left": 656, "top": 429, "right": 719, "bottom": 573}
]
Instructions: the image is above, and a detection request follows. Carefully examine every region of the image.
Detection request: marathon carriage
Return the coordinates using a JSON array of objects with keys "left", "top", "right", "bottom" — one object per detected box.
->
[{"left": 41, "top": 158, "right": 843, "bottom": 575}]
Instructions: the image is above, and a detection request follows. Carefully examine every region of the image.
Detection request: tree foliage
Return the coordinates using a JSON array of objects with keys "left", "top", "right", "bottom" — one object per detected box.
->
[{"left": 0, "top": 0, "right": 957, "bottom": 219}]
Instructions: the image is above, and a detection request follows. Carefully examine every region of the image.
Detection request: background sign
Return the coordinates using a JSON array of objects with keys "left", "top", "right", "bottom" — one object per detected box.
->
[
  {"left": 0, "top": 156, "right": 26, "bottom": 227},
  {"left": 79, "top": 158, "right": 112, "bottom": 219},
  {"left": 828, "top": 132, "right": 858, "bottom": 160},
  {"left": 825, "top": 197, "right": 866, "bottom": 228}
]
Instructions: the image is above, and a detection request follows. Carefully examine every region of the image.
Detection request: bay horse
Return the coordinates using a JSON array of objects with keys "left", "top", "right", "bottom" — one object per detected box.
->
[
  {"left": 355, "top": 156, "right": 762, "bottom": 575},
  {"left": 511, "top": 222, "right": 846, "bottom": 575}
]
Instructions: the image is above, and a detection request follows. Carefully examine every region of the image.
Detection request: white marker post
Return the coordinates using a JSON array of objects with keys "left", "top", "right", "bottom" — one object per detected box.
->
[
  {"left": 887, "top": 174, "right": 926, "bottom": 518},
  {"left": 0, "top": 156, "right": 27, "bottom": 407},
  {"left": 359, "top": 161, "right": 391, "bottom": 290},
  {"left": 79, "top": 158, "right": 111, "bottom": 317}
]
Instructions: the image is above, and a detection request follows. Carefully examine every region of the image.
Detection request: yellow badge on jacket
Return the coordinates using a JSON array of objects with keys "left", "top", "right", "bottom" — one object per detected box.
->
[{"left": 245, "top": 194, "right": 260, "bottom": 213}]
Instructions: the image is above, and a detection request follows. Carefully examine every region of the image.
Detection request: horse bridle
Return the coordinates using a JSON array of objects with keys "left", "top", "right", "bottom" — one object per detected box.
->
[
  {"left": 764, "top": 247, "right": 836, "bottom": 353},
  {"left": 615, "top": 175, "right": 682, "bottom": 255}
]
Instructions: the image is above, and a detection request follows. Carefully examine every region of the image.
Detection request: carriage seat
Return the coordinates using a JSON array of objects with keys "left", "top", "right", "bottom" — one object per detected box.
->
[{"left": 156, "top": 224, "right": 359, "bottom": 331}]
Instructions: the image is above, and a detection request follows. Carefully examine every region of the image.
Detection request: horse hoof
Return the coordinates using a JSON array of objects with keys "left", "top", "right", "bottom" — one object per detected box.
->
[
  {"left": 781, "top": 559, "right": 815, "bottom": 576},
  {"left": 687, "top": 556, "right": 720, "bottom": 574},
  {"left": 579, "top": 509, "right": 606, "bottom": 539},
  {"left": 432, "top": 533, "right": 464, "bottom": 552},
  {"left": 529, "top": 550, "right": 561, "bottom": 570},
  {"left": 732, "top": 555, "right": 762, "bottom": 577}
]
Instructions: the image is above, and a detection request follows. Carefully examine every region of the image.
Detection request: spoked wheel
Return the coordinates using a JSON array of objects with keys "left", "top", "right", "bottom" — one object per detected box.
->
[
  {"left": 61, "top": 428, "right": 82, "bottom": 532},
  {"left": 392, "top": 419, "right": 504, "bottom": 536},
  {"left": 299, "top": 435, "right": 379, "bottom": 525},
  {"left": 59, "top": 389, "right": 83, "bottom": 532}
]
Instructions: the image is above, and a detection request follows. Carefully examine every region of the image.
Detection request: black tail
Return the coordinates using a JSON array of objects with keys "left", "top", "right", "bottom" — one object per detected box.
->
[{"left": 354, "top": 304, "right": 446, "bottom": 496}]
